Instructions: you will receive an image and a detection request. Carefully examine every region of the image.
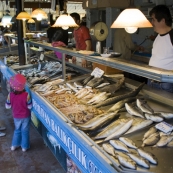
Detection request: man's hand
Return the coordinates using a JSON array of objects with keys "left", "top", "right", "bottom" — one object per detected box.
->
[{"left": 81, "top": 59, "right": 87, "bottom": 67}]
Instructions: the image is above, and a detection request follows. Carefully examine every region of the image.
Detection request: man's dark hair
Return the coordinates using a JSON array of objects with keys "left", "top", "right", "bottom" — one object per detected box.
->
[
  {"left": 52, "top": 29, "right": 68, "bottom": 45},
  {"left": 70, "top": 12, "right": 80, "bottom": 22},
  {"left": 149, "top": 5, "right": 172, "bottom": 27}
]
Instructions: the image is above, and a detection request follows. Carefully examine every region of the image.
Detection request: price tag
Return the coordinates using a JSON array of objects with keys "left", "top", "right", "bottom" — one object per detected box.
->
[
  {"left": 38, "top": 62, "right": 41, "bottom": 71},
  {"left": 155, "top": 121, "right": 173, "bottom": 133},
  {"left": 91, "top": 67, "right": 104, "bottom": 78},
  {"left": 40, "top": 53, "right": 44, "bottom": 61}
]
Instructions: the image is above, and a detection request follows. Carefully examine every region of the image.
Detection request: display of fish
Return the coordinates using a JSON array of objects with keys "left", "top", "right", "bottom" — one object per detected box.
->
[
  {"left": 82, "top": 75, "right": 94, "bottom": 85},
  {"left": 127, "top": 153, "right": 150, "bottom": 169},
  {"left": 142, "top": 132, "right": 160, "bottom": 147},
  {"left": 110, "top": 140, "right": 129, "bottom": 152},
  {"left": 136, "top": 99, "right": 154, "bottom": 114},
  {"left": 95, "top": 82, "right": 145, "bottom": 108},
  {"left": 125, "top": 119, "right": 153, "bottom": 135},
  {"left": 155, "top": 135, "right": 173, "bottom": 147},
  {"left": 119, "top": 137, "right": 137, "bottom": 149},
  {"left": 108, "top": 97, "right": 136, "bottom": 112},
  {"left": 116, "top": 155, "right": 136, "bottom": 169},
  {"left": 137, "top": 149, "right": 158, "bottom": 164},
  {"left": 145, "top": 113, "right": 163, "bottom": 122},
  {"left": 105, "top": 119, "right": 133, "bottom": 141},
  {"left": 102, "top": 143, "right": 116, "bottom": 156},
  {"left": 87, "top": 92, "right": 111, "bottom": 105},
  {"left": 125, "top": 103, "right": 144, "bottom": 118},
  {"left": 99, "top": 77, "right": 124, "bottom": 93},
  {"left": 94, "top": 118, "right": 129, "bottom": 140},
  {"left": 76, "top": 112, "right": 119, "bottom": 130},
  {"left": 86, "top": 77, "right": 104, "bottom": 88},
  {"left": 143, "top": 126, "right": 157, "bottom": 141}
]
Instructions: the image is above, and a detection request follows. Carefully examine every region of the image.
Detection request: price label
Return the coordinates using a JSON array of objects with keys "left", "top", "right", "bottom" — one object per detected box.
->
[
  {"left": 40, "top": 53, "right": 44, "bottom": 61},
  {"left": 155, "top": 121, "right": 173, "bottom": 133},
  {"left": 91, "top": 67, "right": 104, "bottom": 78},
  {"left": 38, "top": 63, "right": 41, "bottom": 71}
]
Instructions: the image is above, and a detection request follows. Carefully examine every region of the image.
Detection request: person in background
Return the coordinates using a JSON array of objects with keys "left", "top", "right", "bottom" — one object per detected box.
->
[
  {"left": 148, "top": 4, "right": 173, "bottom": 93},
  {"left": 70, "top": 12, "right": 92, "bottom": 68},
  {"left": 5, "top": 74, "right": 32, "bottom": 152}
]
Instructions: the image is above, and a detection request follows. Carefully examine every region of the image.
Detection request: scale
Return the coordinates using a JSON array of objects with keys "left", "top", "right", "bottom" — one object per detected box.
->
[{"left": 90, "top": 21, "right": 108, "bottom": 54}]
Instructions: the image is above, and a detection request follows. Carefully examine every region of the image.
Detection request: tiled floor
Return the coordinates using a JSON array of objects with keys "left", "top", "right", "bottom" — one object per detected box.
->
[{"left": 0, "top": 89, "right": 66, "bottom": 173}]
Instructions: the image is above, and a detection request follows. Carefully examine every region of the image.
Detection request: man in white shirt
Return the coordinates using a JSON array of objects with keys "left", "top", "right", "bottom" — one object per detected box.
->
[{"left": 148, "top": 5, "right": 173, "bottom": 92}]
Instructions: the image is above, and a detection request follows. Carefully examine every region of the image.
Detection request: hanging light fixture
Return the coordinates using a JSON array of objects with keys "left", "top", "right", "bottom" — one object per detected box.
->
[
  {"left": 31, "top": 8, "right": 48, "bottom": 21},
  {"left": 1, "top": 14, "right": 12, "bottom": 27},
  {"left": 16, "top": 11, "right": 31, "bottom": 21},
  {"left": 52, "top": 13, "right": 78, "bottom": 30},
  {"left": 111, "top": 0, "right": 152, "bottom": 33},
  {"left": 27, "top": 18, "right": 35, "bottom": 24}
]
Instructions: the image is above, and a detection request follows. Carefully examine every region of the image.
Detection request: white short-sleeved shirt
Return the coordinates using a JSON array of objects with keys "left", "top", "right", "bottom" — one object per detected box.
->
[{"left": 149, "top": 29, "right": 173, "bottom": 70}]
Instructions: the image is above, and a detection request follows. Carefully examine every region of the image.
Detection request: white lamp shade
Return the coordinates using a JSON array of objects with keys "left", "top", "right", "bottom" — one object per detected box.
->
[
  {"left": 52, "top": 14, "right": 78, "bottom": 29},
  {"left": 111, "top": 8, "right": 152, "bottom": 29},
  {"left": 31, "top": 8, "right": 48, "bottom": 19},
  {"left": 1, "top": 15, "right": 12, "bottom": 26},
  {"left": 16, "top": 11, "right": 31, "bottom": 20}
]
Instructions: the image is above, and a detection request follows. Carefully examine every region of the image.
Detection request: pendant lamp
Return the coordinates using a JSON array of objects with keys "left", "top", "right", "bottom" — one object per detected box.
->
[
  {"left": 1, "top": 14, "right": 12, "bottom": 27},
  {"left": 31, "top": 8, "right": 48, "bottom": 21},
  {"left": 52, "top": 13, "right": 78, "bottom": 30},
  {"left": 111, "top": 0, "right": 152, "bottom": 33},
  {"left": 27, "top": 18, "right": 35, "bottom": 24},
  {"left": 16, "top": 11, "right": 31, "bottom": 21}
]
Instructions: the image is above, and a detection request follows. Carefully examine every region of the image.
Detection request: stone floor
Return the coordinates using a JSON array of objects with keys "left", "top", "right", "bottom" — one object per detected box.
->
[{"left": 0, "top": 88, "right": 66, "bottom": 173}]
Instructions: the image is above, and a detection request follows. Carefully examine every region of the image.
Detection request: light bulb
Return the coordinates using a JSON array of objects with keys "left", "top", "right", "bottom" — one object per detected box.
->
[
  {"left": 62, "top": 26, "right": 69, "bottom": 30},
  {"left": 125, "top": 27, "right": 138, "bottom": 34},
  {"left": 37, "top": 14, "right": 42, "bottom": 21}
]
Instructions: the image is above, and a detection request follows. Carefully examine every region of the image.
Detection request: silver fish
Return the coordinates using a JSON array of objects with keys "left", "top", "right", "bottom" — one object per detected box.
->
[
  {"left": 102, "top": 143, "right": 116, "bottom": 156},
  {"left": 137, "top": 149, "right": 157, "bottom": 164},
  {"left": 125, "top": 103, "right": 144, "bottom": 118},
  {"left": 108, "top": 97, "right": 136, "bottom": 112},
  {"left": 125, "top": 119, "right": 153, "bottom": 135},
  {"left": 127, "top": 153, "right": 150, "bottom": 168},
  {"left": 143, "top": 126, "right": 157, "bottom": 141},
  {"left": 66, "top": 82, "right": 78, "bottom": 93},
  {"left": 95, "top": 82, "right": 110, "bottom": 88},
  {"left": 74, "top": 81, "right": 83, "bottom": 88},
  {"left": 110, "top": 140, "right": 129, "bottom": 152},
  {"left": 86, "top": 77, "right": 104, "bottom": 88},
  {"left": 105, "top": 119, "right": 133, "bottom": 141},
  {"left": 158, "top": 112, "right": 173, "bottom": 119},
  {"left": 94, "top": 118, "right": 128, "bottom": 139},
  {"left": 76, "top": 112, "right": 119, "bottom": 130},
  {"left": 167, "top": 140, "right": 173, "bottom": 147},
  {"left": 82, "top": 75, "right": 94, "bottom": 85},
  {"left": 142, "top": 132, "right": 160, "bottom": 147},
  {"left": 136, "top": 99, "right": 154, "bottom": 114},
  {"left": 117, "top": 155, "right": 136, "bottom": 169},
  {"left": 119, "top": 137, "right": 137, "bottom": 149},
  {"left": 155, "top": 135, "right": 173, "bottom": 147},
  {"left": 145, "top": 113, "right": 163, "bottom": 122}
]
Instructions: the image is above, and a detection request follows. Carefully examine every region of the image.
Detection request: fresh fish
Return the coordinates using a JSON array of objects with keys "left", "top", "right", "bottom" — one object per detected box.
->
[
  {"left": 41, "top": 90, "right": 55, "bottom": 96},
  {"left": 82, "top": 75, "right": 94, "bottom": 85},
  {"left": 74, "top": 81, "right": 83, "bottom": 88},
  {"left": 117, "top": 155, "right": 136, "bottom": 169},
  {"left": 136, "top": 99, "right": 154, "bottom": 114},
  {"left": 167, "top": 140, "right": 173, "bottom": 147},
  {"left": 102, "top": 143, "right": 116, "bottom": 156},
  {"left": 110, "top": 140, "right": 129, "bottom": 152},
  {"left": 137, "top": 149, "right": 157, "bottom": 164},
  {"left": 83, "top": 93, "right": 95, "bottom": 99},
  {"left": 142, "top": 132, "right": 160, "bottom": 147},
  {"left": 127, "top": 153, "right": 150, "bottom": 168},
  {"left": 66, "top": 82, "right": 78, "bottom": 93},
  {"left": 99, "top": 77, "right": 124, "bottom": 93},
  {"left": 119, "top": 137, "right": 137, "bottom": 149},
  {"left": 86, "top": 77, "right": 104, "bottom": 88},
  {"left": 155, "top": 135, "right": 173, "bottom": 147},
  {"left": 77, "top": 89, "right": 93, "bottom": 99},
  {"left": 125, "top": 103, "right": 144, "bottom": 118},
  {"left": 158, "top": 112, "right": 173, "bottom": 119},
  {"left": 95, "top": 82, "right": 145, "bottom": 108},
  {"left": 108, "top": 97, "right": 136, "bottom": 112},
  {"left": 159, "top": 131, "right": 171, "bottom": 137},
  {"left": 145, "top": 113, "right": 163, "bottom": 122},
  {"left": 125, "top": 119, "right": 153, "bottom": 135},
  {"left": 95, "top": 82, "right": 110, "bottom": 88},
  {"left": 105, "top": 119, "right": 133, "bottom": 141},
  {"left": 143, "top": 126, "right": 157, "bottom": 141},
  {"left": 118, "top": 102, "right": 136, "bottom": 112},
  {"left": 94, "top": 119, "right": 129, "bottom": 139},
  {"left": 87, "top": 92, "right": 111, "bottom": 105},
  {"left": 55, "top": 88, "right": 71, "bottom": 94},
  {"left": 76, "top": 112, "right": 119, "bottom": 130},
  {"left": 75, "top": 88, "right": 87, "bottom": 96}
]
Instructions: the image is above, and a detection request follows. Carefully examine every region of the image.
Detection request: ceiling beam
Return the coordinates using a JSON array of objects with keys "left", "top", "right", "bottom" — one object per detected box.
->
[{"left": 10, "top": 2, "right": 51, "bottom": 8}]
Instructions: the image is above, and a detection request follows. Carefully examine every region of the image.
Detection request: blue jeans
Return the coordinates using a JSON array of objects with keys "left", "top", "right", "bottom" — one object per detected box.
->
[
  {"left": 12, "top": 117, "right": 31, "bottom": 149},
  {"left": 148, "top": 79, "right": 173, "bottom": 93}
]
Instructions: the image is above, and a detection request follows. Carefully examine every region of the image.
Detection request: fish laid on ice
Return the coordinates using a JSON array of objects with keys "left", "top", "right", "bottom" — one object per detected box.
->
[
  {"left": 95, "top": 82, "right": 110, "bottom": 88},
  {"left": 105, "top": 119, "right": 133, "bottom": 141},
  {"left": 94, "top": 118, "right": 128, "bottom": 139},
  {"left": 119, "top": 137, "right": 137, "bottom": 149},
  {"left": 127, "top": 153, "right": 150, "bottom": 169},
  {"left": 86, "top": 77, "right": 104, "bottom": 88},
  {"left": 143, "top": 126, "right": 157, "bottom": 141},
  {"left": 117, "top": 155, "right": 136, "bottom": 170},
  {"left": 136, "top": 99, "right": 154, "bottom": 114},
  {"left": 102, "top": 143, "right": 116, "bottom": 156},
  {"left": 95, "top": 82, "right": 145, "bottom": 108},
  {"left": 110, "top": 140, "right": 129, "bottom": 152},
  {"left": 76, "top": 112, "right": 119, "bottom": 131},
  {"left": 137, "top": 149, "right": 157, "bottom": 164},
  {"left": 108, "top": 97, "right": 136, "bottom": 112},
  {"left": 142, "top": 132, "right": 160, "bottom": 147},
  {"left": 77, "top": 89, "right": 93, "bottom": 99},
  {"left": 66, "top": 82, "right": 78, "bottom": 93},
  {"left": 155, "top": 135, "right": 173, "bottom": 147},
  {"left": 125, "top": 119, "right": 153, "bottom": 135},
  {"left": 158, "top": 112, "right": 173, "bottom": 119},
  {"left": 82, "top": 75, "right": 94, "bottom": 85},
  {"left": 74, "top": 81, "right": 83, "bottom": 88},
  {"left": 125, "top": 103, "right": 144, "bottom": 118},
  {"left": 145, "top": 113, "right": 163, "bottom": 122}
]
